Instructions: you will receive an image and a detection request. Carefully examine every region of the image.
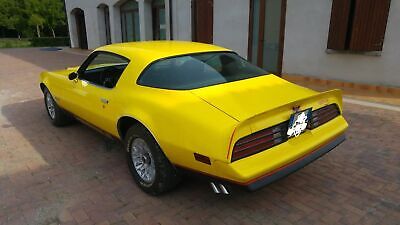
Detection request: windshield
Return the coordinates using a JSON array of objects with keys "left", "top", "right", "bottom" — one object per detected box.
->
[{"left": 137, "top": 52, "right": 268, "bottom": 90}]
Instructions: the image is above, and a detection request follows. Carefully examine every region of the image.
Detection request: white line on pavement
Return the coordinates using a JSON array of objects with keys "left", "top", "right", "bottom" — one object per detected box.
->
[{"left": 344, "top": 97, "right": 400, "bottom": 112}]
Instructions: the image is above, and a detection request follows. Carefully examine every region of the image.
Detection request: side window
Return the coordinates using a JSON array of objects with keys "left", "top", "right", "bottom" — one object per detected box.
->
[{"left": 79, "top": 52, "right": 130, "bottom": 88}]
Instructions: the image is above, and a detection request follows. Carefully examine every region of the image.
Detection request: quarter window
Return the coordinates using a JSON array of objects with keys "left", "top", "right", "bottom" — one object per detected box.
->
[{"left": 79, "top": 52, "right": 130, "bottom": 88}]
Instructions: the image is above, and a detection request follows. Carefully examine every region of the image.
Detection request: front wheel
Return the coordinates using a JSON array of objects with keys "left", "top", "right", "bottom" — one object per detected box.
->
[
  {"left": 125, "top": 125, "right": 181, "bottom": 195},
  {"left": 44, "top": 88, "right": 73, "bottom": 126}
]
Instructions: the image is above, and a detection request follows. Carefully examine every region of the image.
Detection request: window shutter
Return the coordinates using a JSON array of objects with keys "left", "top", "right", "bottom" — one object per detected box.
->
[
  {"left": 349, "top": 0, "right": 391, "bottom": 51},
  {"left": 327, "top": 0, "right": 352, "bottom": 50},
  {"left": 192, "top": 0, "right": 214, "bottom": 44}
]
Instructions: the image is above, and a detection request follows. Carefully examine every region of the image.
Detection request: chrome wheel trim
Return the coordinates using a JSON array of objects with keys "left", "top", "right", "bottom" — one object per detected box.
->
[
  {"left": 130, "top": 138, "right": 156, "bottom": 184},
  {"left": 46, "top": 93, "right": 56, "bottom": 120}
]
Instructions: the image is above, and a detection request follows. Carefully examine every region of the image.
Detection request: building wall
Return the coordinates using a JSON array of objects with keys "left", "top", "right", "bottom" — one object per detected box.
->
[
  {"left": 66, "top": 0, "right": 110, "bottom": 49},
  {"left": 65, "top": 0, "right": 175, "bottom": 49},
  {"left": 65, "top": 0, "right": 251, "bottom": 58},
  {"left": 213, "top": 0, "right": 250, "bottom": 58},
  {"left": 65, "top": 0, "right": 400, "bottom": 87},
  {"left": 283, "top": 0, "right": 400, "bottom": 87},
  {"left": 170, "top": 0, "right": 192, "bottom": 41}
]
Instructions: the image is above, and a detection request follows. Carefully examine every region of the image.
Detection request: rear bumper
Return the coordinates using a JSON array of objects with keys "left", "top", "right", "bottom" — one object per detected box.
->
[
  {"left": 245, "top": 133, "right": 346, "bottom": 191},
  {"left": 177, "top": 132, "right": 346, "bottom": 192}
]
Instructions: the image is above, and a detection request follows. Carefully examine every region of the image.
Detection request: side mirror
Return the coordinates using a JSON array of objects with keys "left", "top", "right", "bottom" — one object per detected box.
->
[{"left": 68, "top": 72, "right": 78, "bottom": 80}]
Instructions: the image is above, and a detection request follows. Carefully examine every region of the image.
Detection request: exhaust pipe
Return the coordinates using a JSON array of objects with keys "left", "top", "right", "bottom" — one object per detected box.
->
[
  {"left": 210, "top": 182, "right": 220, "bottom": 194},
  {"left": 210, "top": 182, "right": 229, "bottom": 195},
  {"left": 219, "top": 183, "right": 229, "bottom": 195}
]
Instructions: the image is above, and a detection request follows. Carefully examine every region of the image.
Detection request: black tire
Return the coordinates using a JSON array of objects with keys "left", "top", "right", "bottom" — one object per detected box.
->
[
  {"left": 125, "top": 124, "right": 181, "bottom": 195},
  {"left": 43, "top": 88, "right": 73, "bottom": 126}
]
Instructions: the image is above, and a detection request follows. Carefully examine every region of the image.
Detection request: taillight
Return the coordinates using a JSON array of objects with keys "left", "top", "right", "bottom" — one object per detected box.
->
[
  {"left": 231, "top": 104, "right": 341, "bottom": 162},
  {"left": 310, "top": 104, "right": 340, "bottom": 129},
  {"left": 231, "top": 122, "right": 288, "bottom": 162}
]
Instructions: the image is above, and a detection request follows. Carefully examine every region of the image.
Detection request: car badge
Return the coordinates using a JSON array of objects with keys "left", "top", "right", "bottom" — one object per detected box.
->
[{"left": 292, "top": 105, "right": 301, "bottom": 112}]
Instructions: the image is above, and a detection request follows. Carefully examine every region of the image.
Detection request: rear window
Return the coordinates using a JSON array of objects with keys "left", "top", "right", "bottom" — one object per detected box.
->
[{"left": 137, "top": 52, "right": 268, "bottom": 90}]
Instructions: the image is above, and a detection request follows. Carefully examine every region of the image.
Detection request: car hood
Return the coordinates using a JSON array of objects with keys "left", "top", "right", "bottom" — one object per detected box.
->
[{"left": 190, "top": 75, "right": 317, "bottom": 122}]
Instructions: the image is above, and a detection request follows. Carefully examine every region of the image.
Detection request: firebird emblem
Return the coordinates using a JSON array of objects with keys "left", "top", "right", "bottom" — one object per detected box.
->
[{"left": 292, "top": 105, "right": 301, "bottom": 112}]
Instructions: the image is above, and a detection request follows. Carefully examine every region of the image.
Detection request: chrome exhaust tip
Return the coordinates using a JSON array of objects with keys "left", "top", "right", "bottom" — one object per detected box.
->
[
  {"left": 210, "top": 182, "right": 220, "bottom": 194},
  {"left": 210, "top": 182, "right": 229, "bottom": 195},
  {"left": 219, "top": 183, "right": 229, "bottom": 195}
]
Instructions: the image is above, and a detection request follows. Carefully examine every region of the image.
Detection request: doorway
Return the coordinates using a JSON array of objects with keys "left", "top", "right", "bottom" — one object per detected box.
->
[
  {"left": 192, "top": 0, "right": 213, "bottom": 44},
  {"left": 98, "top": 4, "right": 111, "bottom": 45},
  {"left": 248, "top": 0, "right": 286, "bottom": 75},
  {"left": 72, "top": 8, "right": 88, "bottom": 49},
  {"left": 152, "top": 0, "right": 167, "bottom": 40},
  {"left": 121, "top": 0, "right": 140, "bottom": 42}
]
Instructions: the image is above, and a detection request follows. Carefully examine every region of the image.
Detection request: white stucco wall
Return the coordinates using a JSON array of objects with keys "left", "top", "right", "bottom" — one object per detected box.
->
[
  {"left": 66, "top": 8, "right": 79, "bottom": 48},
  {"left": 65, "top": 0, "right": 175, "bottom": 48},
  {"left": 283, "top": 0, "right": 400, "bottom": 87},
  {"left": 66, "top": 0, "right": 116, "bottom": 49},
  {"left": 138, "top": 0, "right": 153, "bottom": 40},
  {"left": 213, "top": 0, "right": 249, "bottom": 58},
  {"left": 97, "top": 5, "right": 108, "bottom": 46},
  {"left": 65, "top": 0, "right": 250, "bottom": 58},
  {"left": 170, "top": 0, "right": 250, "bottom": 57},
  {"left": 170, "top": 0, "right": 192, "bottom": 41}
]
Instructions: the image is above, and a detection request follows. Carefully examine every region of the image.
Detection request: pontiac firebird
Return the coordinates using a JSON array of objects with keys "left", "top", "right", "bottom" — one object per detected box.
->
[{"left": 39, "top": 41, "right": 348, "bottom": 195}]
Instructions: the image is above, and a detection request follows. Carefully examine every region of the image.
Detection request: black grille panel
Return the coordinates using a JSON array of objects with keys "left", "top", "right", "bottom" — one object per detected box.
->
[{"left": 310, "top": 104, "right": 341, "bottom": 129}]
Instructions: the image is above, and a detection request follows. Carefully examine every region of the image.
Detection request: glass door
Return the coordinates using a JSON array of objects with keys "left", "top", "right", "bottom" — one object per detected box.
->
[
  {"left": 152, "top": 0, "right": 166, "bottom": 40},
  {"left": 248, "top": 0, "right": 285, "bottom": 74},
  {"left": 121, "top": 0, "right": 140, "bottom": 42}
]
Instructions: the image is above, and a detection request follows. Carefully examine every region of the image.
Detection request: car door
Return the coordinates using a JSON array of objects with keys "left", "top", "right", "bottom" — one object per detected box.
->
[{"left": 74, "top": 51, "right": 130, "bottom": 136}]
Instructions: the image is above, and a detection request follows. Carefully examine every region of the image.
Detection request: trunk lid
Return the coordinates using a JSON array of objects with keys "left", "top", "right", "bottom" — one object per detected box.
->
[{"left": 191, "top": 75, "right": 317, "bottom": 122}]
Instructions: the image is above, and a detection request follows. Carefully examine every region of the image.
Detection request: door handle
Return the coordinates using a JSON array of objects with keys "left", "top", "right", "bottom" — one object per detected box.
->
[{"left": 100, "top": 98, "right": 109, "bottom": 104}]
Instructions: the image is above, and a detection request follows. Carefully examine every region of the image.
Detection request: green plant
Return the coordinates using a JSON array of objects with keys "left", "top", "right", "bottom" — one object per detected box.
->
[
  {"left": 29, "top": 37, "right": 70, "bottom": 47},
  {"left": 0, "top": 0, "right": 67, "bottom": 38},
  {"left": 0, "top": 38, "right": 31, "bottom": 48}
]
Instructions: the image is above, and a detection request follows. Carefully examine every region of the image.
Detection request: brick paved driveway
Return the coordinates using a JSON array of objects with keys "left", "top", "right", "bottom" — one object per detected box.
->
[{"left": 0, "top": 48, "right": 399, "bottom": 225}]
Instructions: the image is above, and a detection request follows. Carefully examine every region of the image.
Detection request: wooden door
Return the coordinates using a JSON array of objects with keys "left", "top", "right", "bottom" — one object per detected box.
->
[{"left": 192, "top": 0, "right": 213, "bottom": 44}]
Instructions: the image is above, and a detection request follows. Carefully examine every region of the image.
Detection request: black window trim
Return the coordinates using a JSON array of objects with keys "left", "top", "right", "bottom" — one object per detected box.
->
[
  {"left": 77, "top": 50, "right": 131, "bottom": 89},
  {"left": 136, "top": 50, "right": 269, "bottom": 91}
]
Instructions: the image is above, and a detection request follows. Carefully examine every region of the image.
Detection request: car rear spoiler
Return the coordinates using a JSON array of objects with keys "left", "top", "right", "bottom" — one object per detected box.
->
[{"left": 227, "top": 89, "right": 344, "bottom": 159}]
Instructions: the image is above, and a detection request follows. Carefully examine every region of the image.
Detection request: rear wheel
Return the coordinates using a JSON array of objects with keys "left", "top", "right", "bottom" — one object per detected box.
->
[
  {"left": 44, "top": 88, "right": 73, "bottom": 126},
  {"left": 125, "top": 125, "right": 181, "bottom": 195}
]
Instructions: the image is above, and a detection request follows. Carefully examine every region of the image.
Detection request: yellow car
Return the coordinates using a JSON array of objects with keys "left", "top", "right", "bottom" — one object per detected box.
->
[{"left": 39, "top": 41, "right": 348, "bottom": 195}]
